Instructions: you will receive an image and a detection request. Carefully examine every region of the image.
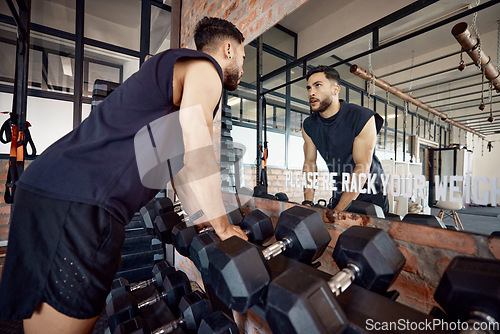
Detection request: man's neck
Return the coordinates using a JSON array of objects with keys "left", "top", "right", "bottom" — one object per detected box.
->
[{"left": 319, "top": 99, "right": 341, "bottom": 119}]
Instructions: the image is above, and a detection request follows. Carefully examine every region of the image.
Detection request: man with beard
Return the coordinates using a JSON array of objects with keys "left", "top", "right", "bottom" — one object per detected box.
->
[
  {"left": 302, "top": 65, "right": 388, "bottom": 212},
  {"left": 0, "top": 17, "right": 247, "bottom": 333}
]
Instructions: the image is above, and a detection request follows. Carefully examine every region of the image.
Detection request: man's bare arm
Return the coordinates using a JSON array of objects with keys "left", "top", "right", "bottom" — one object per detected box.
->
[
  {"left": 333, "top": 116, "right": 377, "bottom": 212},
  {"left": 173, "top": 59, "right": 247, "bottom": 241},
  {"left": 302, "top": 128, "right": 318, "bottom": 204}
]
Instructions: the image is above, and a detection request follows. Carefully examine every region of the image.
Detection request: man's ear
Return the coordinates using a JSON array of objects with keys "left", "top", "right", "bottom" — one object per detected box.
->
[{"left": 223, "top": 41, "right": 232, "bottom": 59}]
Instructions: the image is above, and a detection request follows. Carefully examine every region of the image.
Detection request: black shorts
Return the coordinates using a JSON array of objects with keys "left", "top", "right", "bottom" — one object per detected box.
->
[{"left": 0, "top": 188, "right": 125, "bottom": 320}]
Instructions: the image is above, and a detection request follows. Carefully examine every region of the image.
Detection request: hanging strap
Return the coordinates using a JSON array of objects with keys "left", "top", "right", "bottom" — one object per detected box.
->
[{"left": 2, "top": 112, "right": 36, "bottom": 203}]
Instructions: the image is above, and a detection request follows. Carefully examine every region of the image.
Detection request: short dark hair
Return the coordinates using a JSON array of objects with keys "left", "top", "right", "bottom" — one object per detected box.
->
[
  {"left": 194, "top": 17, "right": 245, "bottom": 51},
  {"left": 306, "top": 65, "right": 340, "bottom": 84}
]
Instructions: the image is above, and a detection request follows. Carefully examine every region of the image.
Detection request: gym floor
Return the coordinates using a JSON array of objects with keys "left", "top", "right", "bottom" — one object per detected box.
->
[{"left": 430, "top": 205, "right": 500, "bottom": 235}]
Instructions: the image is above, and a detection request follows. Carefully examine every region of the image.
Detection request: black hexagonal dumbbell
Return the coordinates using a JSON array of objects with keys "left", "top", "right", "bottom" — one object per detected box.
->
[
  {"left": 114, "top": 290, "right": 212, "bottom": 334},
  {"left": 106, "top": 261, "right": 176, "bottom": 304},
  {"left": 434, "top": 256, "right": 500, "bottom": 328},
  {"left": 140, "top": 197, "right": 182, "bottom": 236},
  {"left": 188, "top": 208, "right": 274, "bottom": 283},
  {"left": 106, "top": 270, "right": 192, "bottom": 333},
  {"left": 172, "top": 208, "right": 274, "bottom": 257},
  {"left": 207, "top": 205, "right": 331, "bottom": 312},
  {"left": 264, "top": 225, "right": 406, "bottom": 334},
  {"left": 197, "top": 310, "right": 239, "bottom": 334}
]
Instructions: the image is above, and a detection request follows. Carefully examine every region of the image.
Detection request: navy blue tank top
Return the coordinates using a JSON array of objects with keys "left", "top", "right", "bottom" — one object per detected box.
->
[
  {"left": 18, "top": 49, "right": 223, "bottom": 223},
  {"left": 303, "top": 100, "right": 385, "bottom": 195}
]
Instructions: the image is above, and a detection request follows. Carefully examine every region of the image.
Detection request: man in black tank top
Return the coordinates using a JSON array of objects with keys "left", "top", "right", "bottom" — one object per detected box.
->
[
  {"left": 0, "top": 17, "right": 247, "bottom": 333},
  {"left": 302, "top": 65, "right": 388, "bottom": 212}
]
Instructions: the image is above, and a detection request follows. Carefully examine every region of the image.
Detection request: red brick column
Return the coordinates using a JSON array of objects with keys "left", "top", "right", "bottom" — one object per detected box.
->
[{"left": 179, "top": 0, "right": 308, "bottom": 49}]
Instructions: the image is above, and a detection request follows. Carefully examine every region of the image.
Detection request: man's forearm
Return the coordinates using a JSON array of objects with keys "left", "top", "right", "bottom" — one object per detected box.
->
[
  {"left": 334, "top": 163, "right": 370, "bottom": 211},
  {"left": 303, "top": 163, "right": 317, "bottom": 202}
]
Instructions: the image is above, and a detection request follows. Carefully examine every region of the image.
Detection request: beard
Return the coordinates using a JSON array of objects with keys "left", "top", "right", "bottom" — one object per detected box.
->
[
  {"left": 311, "top": 96, "right": 333, "bottom": 114},
  {"left": 223, "top": 61, "right": 240, "bottom": 91}
]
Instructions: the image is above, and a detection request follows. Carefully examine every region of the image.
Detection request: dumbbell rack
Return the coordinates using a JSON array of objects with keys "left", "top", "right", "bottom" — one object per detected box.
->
[
  {"left": 250, "top": 255, "right": 453, "bottom": 334},
  {"left": 219, "top": 101, "right": 239, "bottom": 194}
]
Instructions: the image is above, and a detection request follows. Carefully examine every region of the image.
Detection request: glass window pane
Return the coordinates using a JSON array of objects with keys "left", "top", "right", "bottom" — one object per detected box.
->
[
  {"left": 386, "top": 130, "right": 396, "bottom": 156},
  {"left": 263, "top": 52, "right": 286, "bottom": 77},
  {"left": 227, "top": 95, "right": 241, "bottom": 121},
  {"left": 0, "top": 24, "right": 17, "bottom": 86},
  {"left": 0, "top": 1, "right": 10, "bottom": 15},
  {"left": 377, "top": 128, "right": 385, "bottom": 150},
  {"left": 32, "top": 0, "right": 75, "bottom": 33},
  {"left": 241, "top": 44, "right": 256, "bottom": 86},
  {"left": 290, "top": 109, "right": 308, "bottom": 133},
  {"left": 348, "top": 89, "right": 361, "bottom": 106},
  {"left": 242, "top": 98, "right": 256, "bottom": 123},
  {"left": 288, "top": 134, "right": 304, "bottom": 169},
  {"left": 386, "top": 106, "right": 396, "bottom": 129},
  {"left": 338, "top": 84, "right": 346, "bottom": 101},
  {"left": 85, "top": 0, "right": 141, "bottom": 51},
  {"left": 150, "top": 6, "right": 171, "bottom": 54},
  {"left": 232, "top": 125, "right": 256, "bottom": 165},
  {"left": 291, "top": 77, "right": 307, "bottom": 103},
  {"left": 267, "top": 131, "right": 285, "bottom": 167},
  {"left": 263, "top": 27, "right": 294, "bottom": 57},
  {"left": 376, "top": 100, "right": 386, "bottom": 125},
  {"left": 83, "top": 45, "right": 136, "bottom": 97},
  {"left": 28, "top": 32, "right": 75, "bottom": 95}
]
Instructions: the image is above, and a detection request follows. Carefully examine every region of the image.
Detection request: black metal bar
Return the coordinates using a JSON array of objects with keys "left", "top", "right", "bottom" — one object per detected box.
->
[
  {"left": 6, "top": 0, "right": 24, "bottom": 35},
  {"left": 285, "top": 61, "right": 291, "bottom": 168},
  {"left": 256, "top": 36, "right": 263, "bottom": 184},
  {"left": 140, "top": 0, "right": 151, "bottom": 65},
  {"left": 84, "top": 37, "right": 141, "bottom": 58},
  {"left": 13, "top": 0, "right": 30, "bottom": 124},
  {"left": 73, "top": 0, "right": 84, "bottom": 128},
  {"left": 261, "top": 0, "right": 439, "bottom": 83},
  {"left": 151, "top": 0, "right": 171, "bottom": 11},
  {"left": 392, "top": 63, "right": 474, "bottom": 86},
  {"left": 15, "top": 0, "right": 28, "bottom": 12},
  {"left": 372, "top": 27, "right": 379, "bottom": 48},
  {"left": 170, "top": 0, "right": 181, "bottom": 49}
]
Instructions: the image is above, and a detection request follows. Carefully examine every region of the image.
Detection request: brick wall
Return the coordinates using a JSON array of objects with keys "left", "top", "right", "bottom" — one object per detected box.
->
[
  {"left": 243, "top": 166, "right": 333, "bottom": 204},
  {"left": 179, "top": 0, "right": 307, "bottom": 49}
]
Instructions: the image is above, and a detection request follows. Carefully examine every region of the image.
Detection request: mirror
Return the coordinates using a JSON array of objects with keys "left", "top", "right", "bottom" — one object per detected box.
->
[{"left": 222, "top": 0, "right": 500, "bottom": 238}]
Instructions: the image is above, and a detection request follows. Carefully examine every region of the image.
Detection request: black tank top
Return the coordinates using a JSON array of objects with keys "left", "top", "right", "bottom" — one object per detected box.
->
[
  {"left": 303, "top": 100, "right": 386, "bottom": 196},
  {"left": 18, "top": 49, "right": 223, "bottom": 223}
]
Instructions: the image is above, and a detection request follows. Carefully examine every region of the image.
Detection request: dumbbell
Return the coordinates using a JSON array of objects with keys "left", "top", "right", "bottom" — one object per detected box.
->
[
  {"left": 106, "top": 261, "right": 176, "bottom": 304},
  {"left": 265, "top": 225, "right": 406, "bottom": 334},
  {"left": 140, "top": 197, "right": 182, "bottom": 236},
  {"left": 434, "top": 256, "right": 500, "bottom": 328},
  {"left": 114, "top": 290, "right": 212, "bottom": 334},
  {"left": 106, "top": 270, "right": 192, "bottom": 332},
  {"left": 188, "top": 209, "right": 274, "bottom": 282},
  {"left": 197, "top": 311, "right": 239, "bottom": 334},
  {"left": 207, "top": 205, "right": 331, "bottom": 312},
  {"left": 172, "top": 208, "right": 274, "bottom": 257}
]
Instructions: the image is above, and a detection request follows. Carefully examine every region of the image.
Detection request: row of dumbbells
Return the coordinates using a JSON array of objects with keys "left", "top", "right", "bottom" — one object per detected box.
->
[
  {"left": 142, "top": 197, "right": 500, "bottom": 333},
  {"left": 146, "top": 199, "right": 410, "bottom": 333},
  {"left": 106, "top": 260, "right": 238, "bottom": 334}
]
